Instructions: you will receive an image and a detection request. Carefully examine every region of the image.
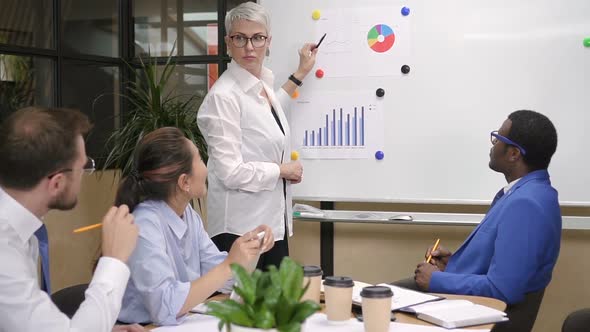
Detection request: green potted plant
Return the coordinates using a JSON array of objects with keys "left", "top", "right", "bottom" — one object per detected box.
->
[
  {"left": 99, "top": 44, "right": 207, "bottom": 177},
  {"left": 207, "top": 257, "right": 321, "bottom": 332}
]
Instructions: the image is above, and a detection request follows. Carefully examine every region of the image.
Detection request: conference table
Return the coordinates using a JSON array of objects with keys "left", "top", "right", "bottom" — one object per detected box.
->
[{"left": 146, "top": 293, "right": 506, "bottom": 330}]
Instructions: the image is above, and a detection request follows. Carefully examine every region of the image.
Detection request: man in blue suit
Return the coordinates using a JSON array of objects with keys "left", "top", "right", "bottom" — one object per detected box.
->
[{"left": 413, "top": 110, "right": 560, "bottom": 329}]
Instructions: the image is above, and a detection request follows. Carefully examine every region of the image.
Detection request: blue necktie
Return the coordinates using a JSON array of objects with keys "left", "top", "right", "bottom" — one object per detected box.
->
[
  {"left": 34, "top": 224, "right": 51, "bottom": 294},
  {"left": 490, "top": 188, "right": 505, "bottom": 208}
]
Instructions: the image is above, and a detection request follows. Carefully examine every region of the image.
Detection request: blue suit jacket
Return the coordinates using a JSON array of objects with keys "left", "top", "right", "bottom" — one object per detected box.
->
[{"left": 429, "top": 170, "right": 561, "bottom": 305}]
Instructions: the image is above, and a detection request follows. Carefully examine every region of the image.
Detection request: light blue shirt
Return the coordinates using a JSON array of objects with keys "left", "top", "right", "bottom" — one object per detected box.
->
[{"left": 118, "top": 200, "right": 228, "bottom": 325}]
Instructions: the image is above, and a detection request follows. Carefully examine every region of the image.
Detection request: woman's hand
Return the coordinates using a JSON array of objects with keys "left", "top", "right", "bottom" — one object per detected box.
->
[
  {"left": 293, "top": 43, "right": 318, "bottom": 80},
  {"left": 227, "top": 230, "right": 264, "bottom": 268},
  {"left": 112, "top": 324, "right": 146, "bottom": 332},
  {"left": 252, "top": 224, "right": 275, "bottom": 253},
  {"left": 279, "top": 161, "right": 303, "bottom": 183}
]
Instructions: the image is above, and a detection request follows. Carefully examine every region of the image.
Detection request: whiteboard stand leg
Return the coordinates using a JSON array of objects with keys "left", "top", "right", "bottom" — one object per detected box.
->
[{"left": 320, "top": 201, "right": 335, "bottom": 277}]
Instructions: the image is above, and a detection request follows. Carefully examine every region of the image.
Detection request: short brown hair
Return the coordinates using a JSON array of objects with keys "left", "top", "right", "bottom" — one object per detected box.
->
[{"left": 0, "top": 107, "right": 92, "bottom": 189}]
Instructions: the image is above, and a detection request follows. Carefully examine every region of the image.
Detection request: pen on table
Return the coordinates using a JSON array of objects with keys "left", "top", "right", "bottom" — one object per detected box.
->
[
  {"left": 426, "top": 238, "right": 441, "bottom": 264},
  {"left": 73, "top": 222, "right": 102, "bottom": 233},
  {"left": 313, "top": 33, "right": 327, "bottom": 50},
  {"left": 293, "top": 211, "right": 324, "bottom": 218}
]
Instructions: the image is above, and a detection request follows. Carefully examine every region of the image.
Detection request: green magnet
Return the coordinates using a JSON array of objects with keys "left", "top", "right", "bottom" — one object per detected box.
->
[{"left": 584, "top": 37, "right": 590, "bottom": 47}]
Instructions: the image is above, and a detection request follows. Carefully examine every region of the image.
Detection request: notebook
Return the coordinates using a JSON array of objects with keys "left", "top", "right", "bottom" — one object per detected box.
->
[
  {"left": 350, "top": 282, "right": 443, "bottom": 311},
  {"left": 404, "top": 299, "right": 508, "bottom": 328}
]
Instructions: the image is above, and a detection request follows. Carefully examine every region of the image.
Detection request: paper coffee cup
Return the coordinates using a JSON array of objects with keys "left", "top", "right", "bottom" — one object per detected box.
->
[
  {"left": 323, "top": 276, "right": 354, "bottom": 321},
  {"left": 361, "top": 286, "right": 393, "bottom": 332},
  {"left": 301, "top": 265, "right": 322, "bottom": 304}
]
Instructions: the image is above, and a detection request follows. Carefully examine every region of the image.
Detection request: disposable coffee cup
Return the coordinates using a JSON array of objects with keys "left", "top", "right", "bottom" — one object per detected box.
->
[
  {"left": 301, "top": 265, "right": 322, "bottom": 304},
  {"left": 360, "top": 286, "right": 394, "bottom": 332},
  {"left": 323, "top": 276, "right": 354, "bottom": 321}
]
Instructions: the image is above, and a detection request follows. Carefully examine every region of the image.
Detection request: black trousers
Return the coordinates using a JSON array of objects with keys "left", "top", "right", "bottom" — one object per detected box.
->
[{"left": 212, "top": 230, "right": 289, "bottom": 270}]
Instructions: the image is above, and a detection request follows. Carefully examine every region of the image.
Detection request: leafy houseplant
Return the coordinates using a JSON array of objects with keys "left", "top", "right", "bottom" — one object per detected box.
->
[
  {"left": 100, "top": 45, "right": 207, "bottom": 177},
  {"left": 207, "top": 257, "right": 321, "bottom": 332}
]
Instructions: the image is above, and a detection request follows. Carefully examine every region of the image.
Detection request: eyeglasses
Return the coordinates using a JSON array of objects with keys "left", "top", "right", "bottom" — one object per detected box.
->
[
  {"left": 229, "top": 34, "right": 268, "bottom": 48},
  {"left": 47, "top": 157, "right": 96, "bottom": 179},
  {"left": 490, "top": 131, "right": 527, "bottom": 155}
]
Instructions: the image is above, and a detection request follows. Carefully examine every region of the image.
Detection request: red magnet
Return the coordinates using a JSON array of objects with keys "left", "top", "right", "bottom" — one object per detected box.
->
[{"left": 315, "top": 69, "right": 324, "bottom": 78}]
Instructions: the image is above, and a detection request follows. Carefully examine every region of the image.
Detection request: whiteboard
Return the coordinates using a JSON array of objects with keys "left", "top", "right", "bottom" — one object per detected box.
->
[{"left": 260, "top": 0, "right": 590, "bottom": 205}]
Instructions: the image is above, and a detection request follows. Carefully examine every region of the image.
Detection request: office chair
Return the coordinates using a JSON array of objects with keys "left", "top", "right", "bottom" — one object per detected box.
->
[
  {"left": 51, "top": 283, "right": 89, "bottom": 318},
  {"left": 562, "top": 308, "right": 590, "bottom": 332},
  {"left": 491, "top": 288, "right": 545, "bottom": 332}
]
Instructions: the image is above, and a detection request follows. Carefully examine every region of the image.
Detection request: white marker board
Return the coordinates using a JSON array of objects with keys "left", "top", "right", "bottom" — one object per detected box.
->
[{"left": 260, "top": 0, "right": 590, "bottom": 205}]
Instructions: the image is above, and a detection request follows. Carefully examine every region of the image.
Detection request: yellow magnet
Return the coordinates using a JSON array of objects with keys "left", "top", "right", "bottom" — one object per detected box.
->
[
  {"left": 312, "top": 10, "right": 321, "bottom": 20},
  {"left": 291, "top": 151, "right": 299, "bottom": 160}
]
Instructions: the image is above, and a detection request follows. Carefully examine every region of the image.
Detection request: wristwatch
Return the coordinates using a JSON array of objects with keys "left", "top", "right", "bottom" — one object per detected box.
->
[{"left": 289, "top": 74, "right": 303, "bottom": 87}]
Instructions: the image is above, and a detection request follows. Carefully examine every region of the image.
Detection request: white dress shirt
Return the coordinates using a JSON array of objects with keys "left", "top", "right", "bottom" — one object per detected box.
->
[
  {"left": 0, "top": 187, "right": 130, "bottom": 332},
  {"left": 197, "top": 60, "right": 293, "bottom": 240}
]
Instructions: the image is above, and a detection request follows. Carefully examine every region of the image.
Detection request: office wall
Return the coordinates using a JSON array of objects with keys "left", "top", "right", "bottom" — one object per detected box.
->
[{"left": 47, "top": 175, "right": 589, "bottom": 332}]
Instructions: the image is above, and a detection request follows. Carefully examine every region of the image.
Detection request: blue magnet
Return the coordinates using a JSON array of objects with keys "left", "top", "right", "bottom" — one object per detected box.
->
[
  {"left": 376, "top": 88, "right": 385, "bottom": 97},
  {"left": 401, "top": 7, "right": 410, "bottom": 16},
  {"left": 375, "top": 150, "right": 385, "bottom": 160}
]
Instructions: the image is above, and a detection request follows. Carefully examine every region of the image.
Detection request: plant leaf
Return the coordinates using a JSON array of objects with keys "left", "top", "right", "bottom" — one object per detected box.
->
[
  {"left": 279, "top": 257, "right": 304, "bottom": 301},
  {"left": 278, "top": 321, "right": 301, "bottom": 332},
  {"left": 207, "top": 300, "right": 254, "bottom": 328},
  {"left": 290, "top": 301, "right": 321, "bottom": 324},
  {"left": 231, "top": 264, "right": 256, "bottom": 305},
  {"left": 253, "top": 305, "right": 275, "bottom": 329}
]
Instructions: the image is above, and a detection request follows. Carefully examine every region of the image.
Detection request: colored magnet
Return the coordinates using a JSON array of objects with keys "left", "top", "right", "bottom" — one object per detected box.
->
[
  {"left": 376, "top": 88, "right": 385, "bottom": 97},
  {"left": 401, "top": 65, "right": 411, "bottom": 74},
  {"left": 315, "top": 69, "right": 324, "bottom": 78},
  {"left": 291, "top": 90, "right": 299, "bottom": 99},
  {"left": 291, "top": 151, "right": 299, "bottom": 160},
  {"left": 375, "top": 150, "right": 385, "bottom": 160},
  {"left": 401, "top": 7, "right": 411, "bottom": 16},
  {"left": 312, "top": 10, "right": 321, "bottom": 20},
  {"left": 584, "top": 37, "right": 590, "bottom": 47}
]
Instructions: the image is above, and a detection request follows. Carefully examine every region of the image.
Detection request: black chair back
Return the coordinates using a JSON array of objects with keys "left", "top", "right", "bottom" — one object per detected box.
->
[
  {"left": 491, "top": 288, "right": 545, "bottom": 332},
  {"left": 51, "top": 283, "right": 89, "bottom": 318},
  {"left": 562, "top": 308, "right": 590, "bottom": 332}
]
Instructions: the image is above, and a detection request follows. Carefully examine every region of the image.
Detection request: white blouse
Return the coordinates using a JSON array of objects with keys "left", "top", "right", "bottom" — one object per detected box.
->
[{"left": 197, "top": 60, "right": 293, "bottom": 241}]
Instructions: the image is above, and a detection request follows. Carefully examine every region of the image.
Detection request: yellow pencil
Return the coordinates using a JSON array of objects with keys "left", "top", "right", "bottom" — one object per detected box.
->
[
  {"left": 426, "top": 238, "right": 441, "bottom": 264},
  {"left": 73, "top": 223, "right": 102, "bottom": 233}
]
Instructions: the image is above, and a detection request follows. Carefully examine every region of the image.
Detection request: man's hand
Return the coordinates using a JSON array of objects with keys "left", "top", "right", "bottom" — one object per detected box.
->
[
  {"left": 101, "top": 205, "right": 138, "bottom": 263},
  {"left": 414, "top": 262, "right": 440, "bottom": 291},
  {"left": 425, "top": 244, "right": 452, "bottom": 271}
]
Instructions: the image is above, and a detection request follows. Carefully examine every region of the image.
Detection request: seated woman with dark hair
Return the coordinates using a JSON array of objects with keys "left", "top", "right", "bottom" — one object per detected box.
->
[{"left": 116, "top": 127, "right": 274, "bottom": 326}]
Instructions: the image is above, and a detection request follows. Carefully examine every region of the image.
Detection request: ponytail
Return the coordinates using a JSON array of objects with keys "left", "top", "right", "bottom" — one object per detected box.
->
[{"left": 115, "top": 174, "right": 143, "bottom": 212}]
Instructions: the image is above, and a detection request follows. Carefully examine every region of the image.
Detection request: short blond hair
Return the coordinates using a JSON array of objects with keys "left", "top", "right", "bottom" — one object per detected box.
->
[{"left": 225, "top": 2, "right": 270, "bottom": 35}]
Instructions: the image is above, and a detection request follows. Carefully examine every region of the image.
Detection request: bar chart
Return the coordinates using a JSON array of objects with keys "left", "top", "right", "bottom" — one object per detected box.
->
[
  {"left": 302, "top": 106, "right": 367, "bottom": 147},
  {"left": 290, "top": 91, "right": 383, "bottom": 159}
]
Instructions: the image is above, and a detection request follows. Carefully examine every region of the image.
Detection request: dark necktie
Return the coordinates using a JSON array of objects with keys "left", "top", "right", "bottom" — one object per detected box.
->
[
  {"left": 490, "top": 188, "right": 505, "bottom": 208},
  {"left": 34, "top": 224, "right": 51, "bottom": 294}
]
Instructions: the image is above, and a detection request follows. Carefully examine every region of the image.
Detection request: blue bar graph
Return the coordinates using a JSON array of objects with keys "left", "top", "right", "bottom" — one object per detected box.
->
[{"left": 302, "top": 106, "right": 367, "bottom": 147}]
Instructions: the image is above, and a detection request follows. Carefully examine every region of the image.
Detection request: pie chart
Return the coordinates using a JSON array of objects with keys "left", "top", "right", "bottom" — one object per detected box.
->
[{"left": 367, "top": 24, "right": 395, "bottom": 53}]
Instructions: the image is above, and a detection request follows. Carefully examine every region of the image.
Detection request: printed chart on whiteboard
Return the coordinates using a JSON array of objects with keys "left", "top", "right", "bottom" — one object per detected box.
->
[
  {"left": 290, "top": 91, "right": 384, "bottom": 159},
  {"left": 313, "top": 6, "right": 411, "bottom": 77}
]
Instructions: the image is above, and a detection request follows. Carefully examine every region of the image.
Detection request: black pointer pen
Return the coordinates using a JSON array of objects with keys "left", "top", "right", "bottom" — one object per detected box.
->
[{"left": 313, "top": 33, "right": 327, "bottom": 50}]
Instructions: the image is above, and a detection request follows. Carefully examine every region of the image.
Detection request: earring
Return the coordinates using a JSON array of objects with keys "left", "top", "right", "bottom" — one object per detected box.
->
[{"left": 265, "top": 48, "right": 270, "bottom": 56}]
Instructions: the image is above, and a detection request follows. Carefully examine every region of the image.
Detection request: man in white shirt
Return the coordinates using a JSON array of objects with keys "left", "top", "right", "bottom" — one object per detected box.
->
[{"left": 0, "top": 107, "right": 141, "bottom": 332}]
